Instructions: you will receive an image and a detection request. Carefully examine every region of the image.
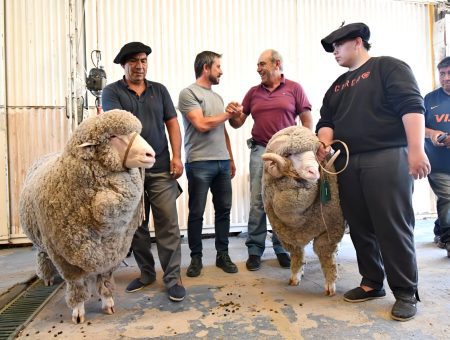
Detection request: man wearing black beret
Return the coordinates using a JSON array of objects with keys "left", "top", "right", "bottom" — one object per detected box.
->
[
  {"left": 316, "top": 23, "right": 430, "bottom": 321},
  {"left": 112, "top": 41, "right": 152, "bottom": 64},
  {"left": 102, "top": 42, "right": 186, "bottom": 302}
]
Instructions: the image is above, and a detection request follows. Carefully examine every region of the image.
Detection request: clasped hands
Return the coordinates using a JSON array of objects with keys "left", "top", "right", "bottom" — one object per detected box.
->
[{"left": 226, "top": 102, "right": 243, "bottom": 118}]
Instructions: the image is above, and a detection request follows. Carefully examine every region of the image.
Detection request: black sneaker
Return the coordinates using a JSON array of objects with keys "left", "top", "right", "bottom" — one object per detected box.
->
[
  {"left": 186, "top": 256, "right": 203, "bottom": 277},
  {"left": 246, "top": 255, "right": 261, "bottom": 271},
  {"left": 446, "top": 242, "right": 450, "bottom": 258},
  {"left": 343, "top": 286, "right": 386, "bottom": 302},
  {"left": 276, "top": 253, "right": 291, "bottom": 268},
  {"left": 391, "top": 295, "right": 417, "bottom": 321},
  {"left": 168, "top": 283, "right": 186, "bottom": 302},
  {"left": 216, "top": 252, "right": 238, "bottom": 273},
  {"left": 125, "top": 277, "right": 155, "bottom": 293}
]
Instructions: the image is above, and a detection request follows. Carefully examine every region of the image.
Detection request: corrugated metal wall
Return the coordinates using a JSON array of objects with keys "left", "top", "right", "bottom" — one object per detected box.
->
[
  {"left": 2, "top": 0, "right": 436, "bottom": 241},
  {"left": 6, "top": 0, "right": 71, "bottom": 241},
  {"left": 82, "top": 0, "right": 434, "bottom": 232},
  {"left": 0, "top": 0, "right": 8, "bottom": 242}
]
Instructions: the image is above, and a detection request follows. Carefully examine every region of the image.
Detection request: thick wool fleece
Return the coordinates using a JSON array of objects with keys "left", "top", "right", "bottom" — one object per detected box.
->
[
  {"left": 19, "top": 110, "right": 145, "bottom": 286},
  {"left": 262, "top": 126, "right": 345, "bottom": 286}
]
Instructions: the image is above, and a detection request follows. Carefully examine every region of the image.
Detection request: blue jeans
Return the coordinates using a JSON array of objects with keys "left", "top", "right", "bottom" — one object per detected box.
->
[
  {"left": 185, "top": 160, "right": 232, "bottom": 257},
  {"left": 245, "top": 144, "right": 286, "bottom": 256},
  {"left": 428, "top": 172, "right": 450, "bottom": 243}
]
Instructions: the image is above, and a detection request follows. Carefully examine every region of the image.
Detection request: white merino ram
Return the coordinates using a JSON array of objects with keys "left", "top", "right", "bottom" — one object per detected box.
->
[
  {"left": 262, "top": 126, "right": 345, "bottom": 296},
  {"left": 19, "top": 110, "right": 155, "bottom": 323}
]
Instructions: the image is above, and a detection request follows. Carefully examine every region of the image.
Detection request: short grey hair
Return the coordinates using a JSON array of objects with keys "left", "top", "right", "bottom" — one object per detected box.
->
[{"left": 268, "top": 49, "right": 283, "bottom": 72}]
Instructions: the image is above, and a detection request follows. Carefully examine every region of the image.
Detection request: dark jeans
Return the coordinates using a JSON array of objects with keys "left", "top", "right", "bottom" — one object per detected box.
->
[{"left": 185, "top": 160, "right": 232, "bottom": 257}]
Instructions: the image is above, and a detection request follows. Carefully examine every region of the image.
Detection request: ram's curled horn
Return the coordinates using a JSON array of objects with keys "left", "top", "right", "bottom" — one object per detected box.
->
[
  {"left": 77, "top": 141, "right": 97, "bottom": 148},
  {"left": 324, "top": 149, "right": 341, "bottom": 171},
  {"left": 262, "top": 153, "right": 286, "bottom": 178}
]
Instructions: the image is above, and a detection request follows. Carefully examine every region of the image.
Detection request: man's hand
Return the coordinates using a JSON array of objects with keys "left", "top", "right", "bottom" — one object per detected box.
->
[
  {"left": 230, "top": 159, "right": 236, "bottom": 179},
  {"left": 316, "top": 142, "right": 332, "bottom": 162},
  {"left": 430, "top": 130, "right": 449, "bottom": 147},
  {"left": 170, "top": 157, "right": 184, "bottom": 179},
  {"left": 226, "top": 102, "right": 243, "bottom": 118},
  {"left": 443, "top": 135, "right": 450, "bottom": 148},
  {"left": 407, "top": 149, "right": 431, "bottom": 180},
  {"left": 316, "top": 127, "right": 334, "bottom": 162}
]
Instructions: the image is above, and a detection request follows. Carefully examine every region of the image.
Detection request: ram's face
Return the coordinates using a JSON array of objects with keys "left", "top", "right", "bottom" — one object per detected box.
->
[
  {"left": 109, "top": 132, "right": 156, "bottom": 169},
  {"left": 263, "top": 149, "right": 320, "bottom": 183},
  {"left": 288, "top": 150, "right": 320, "bottom": 183}
]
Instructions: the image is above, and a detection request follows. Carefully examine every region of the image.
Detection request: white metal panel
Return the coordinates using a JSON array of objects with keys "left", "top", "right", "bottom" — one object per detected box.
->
[
  {"left": 5, "top": 0, "right": 72, "bottom": 241},
  {"left": 5, "top": 0, "right": 69, "bottom": 107},
  {"left": 0, "top": 104, "right": 7, "bottom": 243},
  {"left": 8, "top": 108, "right": 70, "bottom": 240},
  {"left": 297, "top": 0, "right": 433, "bottom": 119},
  {"left": 0, "top": 0, "right": 9, "bottom": 243},
  {"left": 79, "top": 0, "right": 435, "bottom": 233}
]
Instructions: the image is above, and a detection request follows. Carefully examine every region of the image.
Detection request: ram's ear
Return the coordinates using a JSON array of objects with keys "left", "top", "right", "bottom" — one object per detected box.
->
[{"left": 262, "top": 153, "right": 285, "bottom": 178}]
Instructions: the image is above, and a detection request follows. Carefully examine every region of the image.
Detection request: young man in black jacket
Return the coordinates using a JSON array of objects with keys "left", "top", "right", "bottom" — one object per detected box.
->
[{"left": 316, "top": 23, "right": 430, "bottom": 321}]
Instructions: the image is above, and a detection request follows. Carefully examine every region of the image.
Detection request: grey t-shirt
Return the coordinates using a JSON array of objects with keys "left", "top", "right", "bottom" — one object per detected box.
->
[{"left": 178, "top": 83, "right": 230, "bottom": 163}]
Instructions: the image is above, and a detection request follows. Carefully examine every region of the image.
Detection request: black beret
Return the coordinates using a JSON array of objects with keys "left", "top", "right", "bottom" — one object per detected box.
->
[
  {"left": 321, "top": 23, "right": 370, "bottom": 53},
  {"left": 113, "top": 42, "right": 152, "bottom": 64}
]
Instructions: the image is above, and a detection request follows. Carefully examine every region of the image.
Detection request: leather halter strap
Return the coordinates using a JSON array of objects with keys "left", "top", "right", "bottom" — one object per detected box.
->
[{"left": 122, "top": 132, "right": 139, "bottom": 169}]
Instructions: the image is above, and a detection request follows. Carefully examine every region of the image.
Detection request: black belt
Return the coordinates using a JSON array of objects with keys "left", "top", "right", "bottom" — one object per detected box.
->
[{"left": 247, "top": 138, "right": 266, "bottom": 148}]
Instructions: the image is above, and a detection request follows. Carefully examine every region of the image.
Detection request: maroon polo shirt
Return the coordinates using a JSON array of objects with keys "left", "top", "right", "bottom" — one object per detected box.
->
[{"left": 242, "top": 76, "right": 312, "bottom": 146}]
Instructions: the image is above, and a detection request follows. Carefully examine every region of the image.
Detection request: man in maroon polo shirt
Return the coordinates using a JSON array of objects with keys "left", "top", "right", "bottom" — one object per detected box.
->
[{"left": 228, "top": 49, "right": 312, "bottom": 271}]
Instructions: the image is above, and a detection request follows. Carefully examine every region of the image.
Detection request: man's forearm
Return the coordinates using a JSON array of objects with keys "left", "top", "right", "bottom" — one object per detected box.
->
[
  {"left": 166, "top": 118, "right": 182, "bottom": 158},
  {"left": 402, "top": 113, "right": 425, "bottom": 151},
  {"left": 299, "top": 110, "right": 313, "bottom": 130}
]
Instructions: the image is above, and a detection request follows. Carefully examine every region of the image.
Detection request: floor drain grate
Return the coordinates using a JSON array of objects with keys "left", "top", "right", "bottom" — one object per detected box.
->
[{"left": 0, "top": 277, "right": 64, "bottom": 340}]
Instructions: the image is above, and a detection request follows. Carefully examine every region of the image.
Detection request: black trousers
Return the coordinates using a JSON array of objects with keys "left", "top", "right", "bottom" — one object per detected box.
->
[{"left": 336, "top": 147, "right": 418, "bottom": 296}]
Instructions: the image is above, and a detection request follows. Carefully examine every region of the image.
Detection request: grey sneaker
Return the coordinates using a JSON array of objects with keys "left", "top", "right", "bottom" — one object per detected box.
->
[
  {"left": 446, "top": 242, "right": 450, "bottom": 258},
  {"left": 216, "top": 252, "right": 238, "bottom": 273},
  {"left": 391, "top": 295, "right": 417, "bottom": 321},
  {"left": 186, "top": 255, "right": 203, "bottom": 277}
]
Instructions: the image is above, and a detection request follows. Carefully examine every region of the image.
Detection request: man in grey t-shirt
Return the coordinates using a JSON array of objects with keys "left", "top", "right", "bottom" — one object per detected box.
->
[{"left": 178, "top": 51, "right": 240, "bottom": 277}]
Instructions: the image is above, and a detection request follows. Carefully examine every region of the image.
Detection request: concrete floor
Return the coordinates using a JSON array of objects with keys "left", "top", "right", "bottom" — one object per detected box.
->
[{"left": 1, "top": 218, "right": 449, "bottom": 339}]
